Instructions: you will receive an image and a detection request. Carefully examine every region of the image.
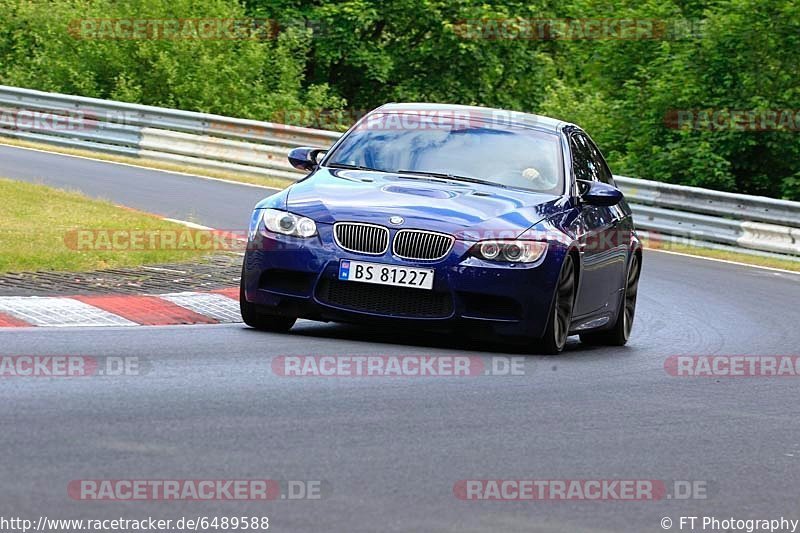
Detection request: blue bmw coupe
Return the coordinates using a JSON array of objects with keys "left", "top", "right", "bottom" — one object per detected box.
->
[{"left": 240, "top": 104, "right": 641, "bottom": 354}]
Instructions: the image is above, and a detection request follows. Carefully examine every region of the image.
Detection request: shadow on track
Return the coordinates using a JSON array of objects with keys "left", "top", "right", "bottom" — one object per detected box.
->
[{"left": 240, "top": 320, "right": 632, "bottom": 359}]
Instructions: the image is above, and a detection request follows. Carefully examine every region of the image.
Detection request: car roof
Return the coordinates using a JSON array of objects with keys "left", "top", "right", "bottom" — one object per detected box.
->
[{"left": 374, "top": 102, "right": 567, "bottom": 133}]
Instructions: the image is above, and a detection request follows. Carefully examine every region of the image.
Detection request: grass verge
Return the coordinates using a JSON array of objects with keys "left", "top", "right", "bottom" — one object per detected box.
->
[
  {"left": 645, "top": 242, "right": 800, "bottom": 272},
  {"left": 0, "top": 178, "right": 221, "bottom": 273}
]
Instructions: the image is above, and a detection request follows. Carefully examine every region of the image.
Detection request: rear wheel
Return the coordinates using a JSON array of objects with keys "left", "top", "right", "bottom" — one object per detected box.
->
[
  {"left": 239, "top": 273, "right": 296, "bottom": 333},
  {"left": 536, "top": 254, "right": 576, "bottom": 355},
  {"left": 580, "top": 252, "right": 640, "bottom": 346}
]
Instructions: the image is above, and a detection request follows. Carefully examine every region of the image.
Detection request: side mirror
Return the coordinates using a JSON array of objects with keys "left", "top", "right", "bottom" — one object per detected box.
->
[
  {"left": 288, "top": 147, "right": 325, "bottom": 171},
  {"left": 578, "top": 180, "right": 624, "bottom": 207}
]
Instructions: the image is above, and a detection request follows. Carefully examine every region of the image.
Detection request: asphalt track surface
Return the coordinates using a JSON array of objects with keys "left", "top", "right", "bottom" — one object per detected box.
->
[{"left": 2, "top": 144, "right": 800, "bottom": 532}]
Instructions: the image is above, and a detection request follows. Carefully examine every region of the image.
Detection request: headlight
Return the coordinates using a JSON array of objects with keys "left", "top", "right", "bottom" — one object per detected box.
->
[
  {"left": 261, "top": 209, "right": 317, "bottom": 238},
  {"left": 470, "top": 240, "right": 547, "bottom": 263}
]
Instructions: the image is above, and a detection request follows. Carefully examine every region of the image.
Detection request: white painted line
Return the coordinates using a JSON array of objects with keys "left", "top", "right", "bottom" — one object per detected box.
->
[
  {"left": 645, "top": 247, "right": 800, "bottom": 276},
  {"left": 162, "top": 218, "right": 214, "bottom": 230},
  {"left": 162, "top": 218, "right": 248, "bottom": 245},
  {"left": 160, "top": 292, "right": 242, "bottom": 323},
  {"left": 0, "top": 141, "right": 282, "bottom": 191},
  {"left": 0, "top": 297, "right": 137, "bottom": 327}
]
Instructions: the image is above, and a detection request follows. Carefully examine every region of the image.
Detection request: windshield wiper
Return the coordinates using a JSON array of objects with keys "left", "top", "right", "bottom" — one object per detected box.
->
[
  {"left": 396, "top": 169, "right": 506, "bottom": 188},
  {"left": 326, "top": 162, "right": 383, "bottom": 172}
]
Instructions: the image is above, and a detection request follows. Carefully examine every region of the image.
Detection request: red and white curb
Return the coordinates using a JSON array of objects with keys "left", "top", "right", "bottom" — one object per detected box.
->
[{"left": 0, "top": 288, "right": 241, "bottom": 328}]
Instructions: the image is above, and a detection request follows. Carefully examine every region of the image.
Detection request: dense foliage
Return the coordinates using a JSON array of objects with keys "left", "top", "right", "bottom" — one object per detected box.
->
[{"left": 1, "top": 0, "right": 798, "bottom": 199}]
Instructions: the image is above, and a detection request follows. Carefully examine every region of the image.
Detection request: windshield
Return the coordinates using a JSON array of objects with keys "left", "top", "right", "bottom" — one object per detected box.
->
[{"left": 324, "top": 112, "right": 564, "bottom": 194}]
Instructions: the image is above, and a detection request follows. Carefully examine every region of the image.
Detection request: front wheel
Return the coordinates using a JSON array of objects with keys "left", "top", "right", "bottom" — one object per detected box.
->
[
  {"left": 239, "top": 275, "right": 296, "bottom": 333},
  {"left": 580, "top": 252, "right": 640, "bottom": 346},
  {"left": 535, "top": 254, "right": 576, "bottom": 355}
]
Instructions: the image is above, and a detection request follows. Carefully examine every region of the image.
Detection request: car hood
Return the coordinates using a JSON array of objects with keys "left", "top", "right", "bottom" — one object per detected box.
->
[{"left": 268, "top": 168, "right": 567, "bottom": 239}]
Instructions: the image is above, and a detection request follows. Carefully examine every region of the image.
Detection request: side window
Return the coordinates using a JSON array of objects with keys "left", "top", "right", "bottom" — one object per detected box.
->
[
  {"left": 569, "top": 134, "right": 596, "bottom": 183},
  {"left": 584, "top": 137, "right": 614, "bottom": 185}
]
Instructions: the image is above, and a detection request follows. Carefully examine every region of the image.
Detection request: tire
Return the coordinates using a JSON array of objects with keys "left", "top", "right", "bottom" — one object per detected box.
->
[
  {"left": 239, "top": 273, "right": 296, "bottom": 333},
  {"left": 535, "top": 254, "right": 576, "bottom": 355},
  {"left": 580, "top": 252, "right": 640, "bottom": 347}
]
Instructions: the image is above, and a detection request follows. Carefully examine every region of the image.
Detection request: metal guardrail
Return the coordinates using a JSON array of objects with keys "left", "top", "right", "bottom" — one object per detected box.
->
[
  {"left": 613, "top": 176, "right": 800, "bottom": 227},
  {"left": 616, "top": 178, "right": 800, "bottom": 258},
  {"left": 0, "top": 85, "right": 798, "bottom": 260},
  {"left": 0, "top": 85, "right": 338, "bottom": 182}
]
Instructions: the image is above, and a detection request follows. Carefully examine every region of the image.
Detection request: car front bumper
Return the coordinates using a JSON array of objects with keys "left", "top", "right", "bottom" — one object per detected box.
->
[{"left": 242, "top": 224, "right": 567, "bottom": 339}]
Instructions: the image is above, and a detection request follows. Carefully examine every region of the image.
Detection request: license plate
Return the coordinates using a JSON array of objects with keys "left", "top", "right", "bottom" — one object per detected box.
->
[{"left": 338, "top": 260, "right": 434, "bottom": 290}]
